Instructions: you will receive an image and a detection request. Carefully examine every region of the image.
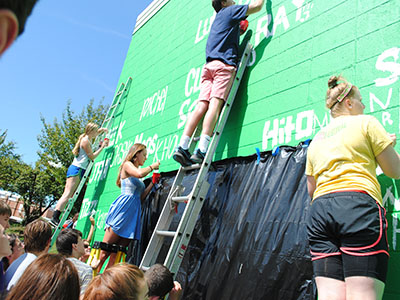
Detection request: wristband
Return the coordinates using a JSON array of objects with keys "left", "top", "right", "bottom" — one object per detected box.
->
[{"left": 149, "top": 165, "right": 153, "bottom": 171}]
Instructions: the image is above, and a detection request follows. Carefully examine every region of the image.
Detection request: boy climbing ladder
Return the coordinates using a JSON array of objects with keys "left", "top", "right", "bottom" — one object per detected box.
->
[{"left": 173, "top": 0, "right": 265, "bottom": 166}]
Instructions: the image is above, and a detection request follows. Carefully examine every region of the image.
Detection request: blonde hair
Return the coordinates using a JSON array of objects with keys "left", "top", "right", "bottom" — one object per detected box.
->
[
  {"left": 72, "top": 123, "right": 99, "bottom": 156},
  {"left": 325, "top": 75, "right": 358, "bottom": 117},
  {"left": 83, "top": 263, "right": 145, "bottom": 300},
  {"left": 116, "top": 143, "right": 147, "bottom": 187}
]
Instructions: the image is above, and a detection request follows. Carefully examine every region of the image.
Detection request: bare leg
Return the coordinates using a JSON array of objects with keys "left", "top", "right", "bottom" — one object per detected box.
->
[
  {"left": 183, "top": 100, "right": 209, "bottom": 137},
  {"left": 345, "top": 276, "right": 385, "bottom": 300},
  {"left": 91, "top": 227, "right": 120, "bottom": 271},
  {"left": 315, "top": 276, "right": 346, "bottom": 300},
  {"left": 201, "top": 97, "right": 224, "bottom": 136},
  {"left": 104, "top": 238, "right": 131, "bottom": 269},
  {"left": 55, "top": 176, "right": 80, "bottom": 211}
]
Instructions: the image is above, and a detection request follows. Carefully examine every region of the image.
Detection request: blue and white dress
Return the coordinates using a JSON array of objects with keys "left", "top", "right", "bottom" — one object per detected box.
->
[{"left": 105, "top": 177, "right": 145, "bottom": 239}]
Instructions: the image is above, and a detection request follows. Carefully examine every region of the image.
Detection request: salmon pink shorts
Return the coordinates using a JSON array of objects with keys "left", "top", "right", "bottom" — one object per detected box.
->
[{"left": 198, "top": 60, "right": 236, "bottom": 102}]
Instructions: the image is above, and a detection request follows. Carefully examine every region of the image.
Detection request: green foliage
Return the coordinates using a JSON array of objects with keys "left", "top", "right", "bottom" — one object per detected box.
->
[
  {"left": 1, "top": 99, "right": 108, "bottom": 223},
  {"left": 36, "top": 99, "right": 108, "bottom": 216},
  {"left": 0, "top": 129, "right": 23, "bottom": 191}
]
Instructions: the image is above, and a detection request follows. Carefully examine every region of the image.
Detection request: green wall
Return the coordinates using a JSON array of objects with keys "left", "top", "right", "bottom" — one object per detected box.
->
[{"left": 77, "top": 1, "right": 400, "bottom": 298}]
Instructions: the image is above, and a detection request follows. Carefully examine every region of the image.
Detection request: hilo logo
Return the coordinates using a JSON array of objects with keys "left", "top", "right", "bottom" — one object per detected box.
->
[{"left": 262, "top": 110, "right": 330, "bottom": 150}]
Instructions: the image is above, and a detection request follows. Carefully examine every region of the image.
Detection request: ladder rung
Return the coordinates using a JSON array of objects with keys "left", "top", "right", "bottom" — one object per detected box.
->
[
  {"left": 104, "top": 117, "right": 113, "bottom": 123},
  {"left": 156, "top": 230, "right": 176, "bottom": 237},
  {"left": 141, "top": 266, "right": 150, "bottom": 271},
  {"left": 109, "top": 103, "right": 118, "bottom": 109},
  {"left": 116, "top": 91, "right": 123, "bottom": 96},
  {"left": 182, "top": 164, "right": 201, "bottom": 171},
  {"left": 171, "top": 196, "right": 189, "bottom": 203}
]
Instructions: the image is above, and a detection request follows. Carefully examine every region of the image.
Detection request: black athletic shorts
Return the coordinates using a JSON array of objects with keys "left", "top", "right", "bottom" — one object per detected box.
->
[{"left": 307, "top": 191, "right": 389, "bottom": 283}]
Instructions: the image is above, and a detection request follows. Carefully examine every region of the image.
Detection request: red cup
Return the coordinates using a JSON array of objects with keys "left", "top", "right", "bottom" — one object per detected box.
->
[
  {"left": 240, "top": 20, "right": 249, "bottom": 34},
  {"left": 152, "top": 172, "right": 161, "bottom": 184}
]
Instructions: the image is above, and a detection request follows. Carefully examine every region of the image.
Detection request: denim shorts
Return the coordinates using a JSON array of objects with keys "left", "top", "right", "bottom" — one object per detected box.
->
[{"left": 66, "top": 165, "right": 86, "bottom": 179}]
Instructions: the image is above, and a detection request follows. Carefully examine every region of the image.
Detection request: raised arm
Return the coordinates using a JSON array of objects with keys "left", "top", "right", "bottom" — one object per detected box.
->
[
  {"left": 246, "top": 0, "right": 265, "bottom": 16},
  {"left": 81, "top": 136, "right": 108, "bottom": 161},
  {"left": 123, "top": 161, "right": 160, "bottom": 179}
]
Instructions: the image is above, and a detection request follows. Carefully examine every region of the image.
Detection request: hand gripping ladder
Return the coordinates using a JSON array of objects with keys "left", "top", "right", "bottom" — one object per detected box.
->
[
  {"left": 140, "top": 42, "right": 253, "bottom": 275},
  {"left": 50, "top": 77, "right": 132, "bottom": 247}
]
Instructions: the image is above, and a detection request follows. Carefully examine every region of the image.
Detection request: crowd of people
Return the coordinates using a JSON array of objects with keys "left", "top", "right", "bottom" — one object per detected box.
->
[{"left": 2, "top": 0, "right": 399, "bottom": 300}]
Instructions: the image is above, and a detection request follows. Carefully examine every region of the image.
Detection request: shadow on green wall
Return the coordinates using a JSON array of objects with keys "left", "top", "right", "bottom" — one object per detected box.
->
[{"left": 215, "top": 0, "right": 274, "bottom": 160}]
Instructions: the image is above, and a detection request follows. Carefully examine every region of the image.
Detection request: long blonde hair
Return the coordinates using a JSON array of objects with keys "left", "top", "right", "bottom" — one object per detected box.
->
[
  {"left": 72, "top": 123, "right": 99, "bottom": 156},
  {"left": 116, "top": 143, "right": 147, "bottom": 187}
]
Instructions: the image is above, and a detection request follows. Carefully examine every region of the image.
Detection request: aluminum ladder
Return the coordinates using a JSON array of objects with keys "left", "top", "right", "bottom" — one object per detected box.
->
[
  {"left": 50, "top": 77, "right": 132, "bottom": 247},
  {"left": 140, "top": 42, "right": 253, "bottom": 275}
]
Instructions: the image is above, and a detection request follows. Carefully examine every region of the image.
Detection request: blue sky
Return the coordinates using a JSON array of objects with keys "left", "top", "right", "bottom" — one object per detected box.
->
[{"left": 0, "top": 0, "right": 153, "bottom": 164}]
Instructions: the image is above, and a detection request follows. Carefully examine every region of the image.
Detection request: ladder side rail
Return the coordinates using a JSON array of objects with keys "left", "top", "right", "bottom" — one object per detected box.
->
[
  {"left": 50, "top": 77, "right": 132, "bottom": 247},
  {"left": 50, "top": 160, "right": 95, "bottom": 246},
  {"left": 164, "top": 181, "right": 210, "bottom": 273},
  {"left": 164, "top": 42, "right": 253, "bottom": 273},
  {"left": 140, "top": 117, "right": 204, "bottom": 268},
  {"left": 139, "top": 166, "right": 189, "bottom": 268},
  {"left": 100, "top": 81, "right": 126, "bottom": 129}
]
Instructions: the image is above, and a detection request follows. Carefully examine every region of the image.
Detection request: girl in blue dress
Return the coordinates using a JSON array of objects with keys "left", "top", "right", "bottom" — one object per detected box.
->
[{"left": 92, "top": 143, "right": 160, "bottom": 271}]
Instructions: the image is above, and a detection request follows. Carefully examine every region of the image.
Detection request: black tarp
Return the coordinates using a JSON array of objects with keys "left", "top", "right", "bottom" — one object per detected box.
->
[{"left": 130, "top": 143, "right": 315, "bottom": 300}]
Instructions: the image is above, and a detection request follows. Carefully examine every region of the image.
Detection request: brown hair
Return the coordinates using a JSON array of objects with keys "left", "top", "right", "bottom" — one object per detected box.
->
[
  {"left": 116, "top": 143, "right": 147, "bottom": 187},
  {"left": 72, "top": 122, "right": 99, "bottom": 156},
  {"left": 212, "top": 0, "right": 224, "bottom": 12},
  {"left": 145, "top": 264, "right": 174, "bottom": 297},
  {"left": 24, "top": 219, "right": 52, "bottom": 253},
  {"left": 0, "top": 201, "right": 11, "bottom": 216},
  {"left": 6, "top": 253, "right": 80, "bottom": 300},
  {"left": 325, "top": 75, "right": 357, "bottom": 116},
  {"left": 83, "top": 263, "right": 146, "bottom": 300}
]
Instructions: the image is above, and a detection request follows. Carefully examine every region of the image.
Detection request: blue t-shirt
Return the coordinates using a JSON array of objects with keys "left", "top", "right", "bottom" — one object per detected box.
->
[{"left": 206, "top": 5, "right": 248, "bottom": 67}]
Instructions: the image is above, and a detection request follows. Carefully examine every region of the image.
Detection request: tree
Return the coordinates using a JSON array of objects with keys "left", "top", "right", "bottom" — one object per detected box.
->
[
  {"left": 0, "top": 129, "right": 23, "bottom": 191},
  {"left": 36, "top": 99, "right": 108, "bottom": 216}
]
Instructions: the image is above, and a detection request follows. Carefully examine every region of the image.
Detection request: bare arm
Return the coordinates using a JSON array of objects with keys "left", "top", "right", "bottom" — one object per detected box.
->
[
  {"left": 81, "top": 136, "right": 108, "bottom": 161},
  {"left": 246, "top": 0, "right": 265, "bottom": 16},
  {"left": 85, "top": 216, "right": 95, "bottom": 243},
  {"left": 141, "top": 181, "right": 154, "bottom": 203},
  {"left": 306, "top": 175, "right": 316, "bottom": 199},
  {"left": 169, "top": 281, "right": 183, "bottom": 300},
  {"left": 123, "top": 161, "right": 160, "bottom": 179},
  {"left": 376, "top": 145, "right": 400, "bottom": 179}
]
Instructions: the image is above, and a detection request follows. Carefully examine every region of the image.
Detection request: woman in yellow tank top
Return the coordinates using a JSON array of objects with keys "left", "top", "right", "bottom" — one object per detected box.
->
[{"left": 306, "top": 76, "right": 400, "bottom": 300}]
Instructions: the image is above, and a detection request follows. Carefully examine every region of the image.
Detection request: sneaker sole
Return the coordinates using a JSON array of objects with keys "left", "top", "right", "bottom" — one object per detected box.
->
[{"left": 173, "top": 153, "right": 192, "bottom": 167}]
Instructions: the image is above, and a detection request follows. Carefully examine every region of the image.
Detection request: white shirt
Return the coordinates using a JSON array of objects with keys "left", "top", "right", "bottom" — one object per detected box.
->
[{"left": 5, "top": 252, "right": 37, "bottom": 290}]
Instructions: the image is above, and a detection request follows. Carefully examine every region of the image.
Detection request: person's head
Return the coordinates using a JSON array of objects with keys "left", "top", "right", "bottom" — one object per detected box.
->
[
  {"left": 325, "top": 75, "right": 365, "bottom": 118},
  {"left": 212, "top": 0, "right": 235, "bottom": 12},
  {"left": 72, "top": 122, "right": 99, "bottom": 156},
  {"left": 83, "top": 263, "right": 148, "bottom": 300},
  {"left": 23, "top": 219, "right": 52, "bottom": 254},
  {"left": 0, "top": 201, "right": 11, "bottom": 230},
  {"left": 72, "top": 212, "right": 79, "bottom": 223},
  {"left": 2, "top": 233, "right": 24, "bottom": 269},
  {"left": 0, "top": 0, "right": 38, "bottom": 55},
  {"left": 56, "top": 228, "right": 85, "bottom": 258},
  {"left": 0, "top": 224, "right": 11, "bottom": 259},
  {"left": 116, "top": 143, "right": 147, "bottom": 187},
  {"left": 145, "top": 264, "right": 174, "bottom": 300},
  {"left": 5, "top": 253, "right": 80, "bottom": 300}
]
